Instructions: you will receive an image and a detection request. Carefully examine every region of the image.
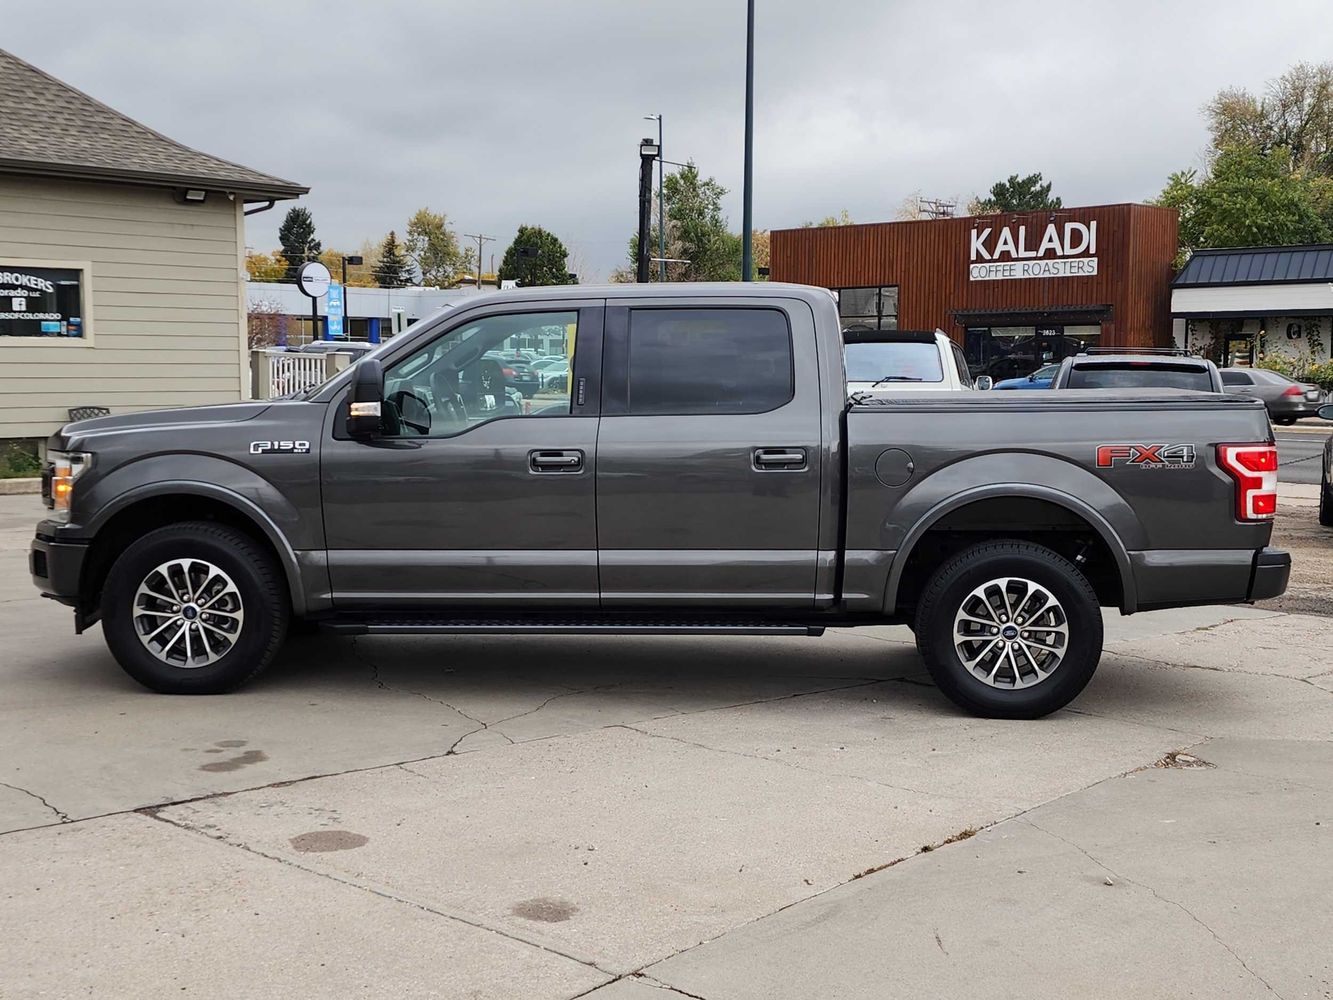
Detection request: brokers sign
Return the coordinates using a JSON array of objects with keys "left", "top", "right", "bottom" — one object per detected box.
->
[{"left": 968, "top": 221, "right": 1098, "bottom": 281}]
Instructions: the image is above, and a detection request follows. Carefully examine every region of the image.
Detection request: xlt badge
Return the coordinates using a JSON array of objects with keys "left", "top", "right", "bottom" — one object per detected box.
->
[{"left": 249, "top": 440, "right": 310, "bottom": 455}]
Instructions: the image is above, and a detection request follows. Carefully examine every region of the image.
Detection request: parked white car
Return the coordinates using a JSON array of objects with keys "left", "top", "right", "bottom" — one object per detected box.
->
[{"left": 844, "top": 329, "right": 980, "bottom": 396}]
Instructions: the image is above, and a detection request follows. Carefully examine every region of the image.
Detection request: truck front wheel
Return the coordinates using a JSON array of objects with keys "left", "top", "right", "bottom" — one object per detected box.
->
[
  {"left": 913, "top": 540, "right": 1103, "bottom": 719},
  {"left": 100, "top": 522, "right": 289, "bottom": 694}
]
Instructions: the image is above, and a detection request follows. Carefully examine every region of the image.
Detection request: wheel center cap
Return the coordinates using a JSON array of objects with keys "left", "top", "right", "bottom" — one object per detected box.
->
[
  {"left": 1001, "top": 624, "right": 1019, "bottom": 640},
  {"left": 181, "top": 604, "right": 199, "bottom": 621}
]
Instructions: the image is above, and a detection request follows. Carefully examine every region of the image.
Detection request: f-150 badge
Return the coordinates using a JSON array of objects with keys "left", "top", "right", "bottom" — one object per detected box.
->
[
  {"left": 249, "top": 440, "right": 310, "bottom": 455},
  {"left": 1096, "top": 443, "right": 1196, "bottom": 469}
]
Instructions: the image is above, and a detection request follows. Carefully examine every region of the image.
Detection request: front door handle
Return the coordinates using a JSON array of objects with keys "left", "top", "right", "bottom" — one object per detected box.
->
[
  {"left": 754, "top": 447, "right": 807, "bottom": 470},
  {"left": 530, "top": 449, "right": 584, "bottom": 473}
]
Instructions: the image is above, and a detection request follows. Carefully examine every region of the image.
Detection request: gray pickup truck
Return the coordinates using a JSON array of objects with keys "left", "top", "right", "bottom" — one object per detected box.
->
[{"left": 29, "top": 284, "right": 1290, "bottom": 718}]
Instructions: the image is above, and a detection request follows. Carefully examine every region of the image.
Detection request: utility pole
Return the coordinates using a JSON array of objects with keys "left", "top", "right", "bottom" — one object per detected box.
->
[
  {"left": 645, "top": 114, "right": 665, "bottom": 280},
  {"left": 464, "top": 233, "right": 493, "bottom": 288},
  {"left": 741, "top": 0, "right": 755, "bottom": 281}
]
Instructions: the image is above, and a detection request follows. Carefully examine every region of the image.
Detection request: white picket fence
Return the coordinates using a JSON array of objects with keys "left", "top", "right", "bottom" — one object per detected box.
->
[{"left": 251, "top": 349, "right": 347, "bottom": 399}]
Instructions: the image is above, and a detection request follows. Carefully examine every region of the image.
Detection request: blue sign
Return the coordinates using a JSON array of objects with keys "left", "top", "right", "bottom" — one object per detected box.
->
[{"left": 326, "top": 281, "right": 345, "bottom": 339}]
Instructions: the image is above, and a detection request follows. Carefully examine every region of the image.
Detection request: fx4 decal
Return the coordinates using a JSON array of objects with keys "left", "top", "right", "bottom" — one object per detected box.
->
[
  {"left": 1096, "top": 443, "right": 1196, "bottom": 469},
  {"left": 249, "top": 440, "right": 311, "bottom": 455}
]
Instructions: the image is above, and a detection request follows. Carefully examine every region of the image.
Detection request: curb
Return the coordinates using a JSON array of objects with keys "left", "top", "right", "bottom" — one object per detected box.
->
[{"left": 0, "top": 478, "right": 41, "bottom": 496}]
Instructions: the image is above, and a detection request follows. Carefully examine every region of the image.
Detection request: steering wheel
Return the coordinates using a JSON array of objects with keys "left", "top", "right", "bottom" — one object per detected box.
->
[{"left": 387, "top": 390, "right": 432, "bottom": 435}]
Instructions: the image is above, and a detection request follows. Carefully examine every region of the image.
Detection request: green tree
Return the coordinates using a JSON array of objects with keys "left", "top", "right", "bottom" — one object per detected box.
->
[
  {"left": 499, "top": 225, "right": 573, "bottom": 286},
  {"left": 405, "top": 208, "right": 465, "bottom": 286},
  {"left": 372, "top": 231, "right": 414, "bottom": 288},
  {"left": 1205, "top": 62, "right": 1333, "bottom": 176},
  {"left": 971, "top": 173, "right": 1062, "bottom": 213},
  {"left": 277, "top": 206, "right": 321, "bottom": 282},
  {"left": 626, "top": 162, "right": 738, "bottom": 281},
  {"left": 1155, "top": 146, "right": 1330, "bottom": 259}
]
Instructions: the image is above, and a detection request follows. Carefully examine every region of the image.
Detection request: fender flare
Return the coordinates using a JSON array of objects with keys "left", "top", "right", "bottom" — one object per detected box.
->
[
  {"left": 883, "top": 482, "right": 1138, "bottom": 615},
  {"left": 84, "top": 480, "right": 308, "bottom": 616}
]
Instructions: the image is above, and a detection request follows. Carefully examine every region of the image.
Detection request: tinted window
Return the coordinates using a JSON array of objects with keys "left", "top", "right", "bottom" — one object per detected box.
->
[
  {"left": 1221, "top": 371, "right": 1253, "bottom": 386},
  {"left": 626, "top": 308, "right": 793, "bottom": 415},
  {"left": 951, "top": 344, "right": 973, "bottom": 387},
  {"left": 1066, "top": 364, "right": 1216, "bottom": 391},
  {"left": 844, "top": 341, "right": 944, "bottom": 383}
]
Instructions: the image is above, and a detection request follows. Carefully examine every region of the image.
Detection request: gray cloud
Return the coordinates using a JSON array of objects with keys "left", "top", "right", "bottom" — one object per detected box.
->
[{"left": 11, "top": 0, "right": 1333, "bottom": 279}]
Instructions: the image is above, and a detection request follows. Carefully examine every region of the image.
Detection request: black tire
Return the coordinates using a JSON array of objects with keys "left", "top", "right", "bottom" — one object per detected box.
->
[
  {"left": 1320, "top": 479, "right": 1333, "bottom": 528},
  {"left": 913, "top": 540, "right": 1103, "bottom": 719},
  {"left": 1276, "top": 417, "right": 1297, "bottom": 426},
  {"left": 100, "top": 521, "right": 288, "bottom": 694}
]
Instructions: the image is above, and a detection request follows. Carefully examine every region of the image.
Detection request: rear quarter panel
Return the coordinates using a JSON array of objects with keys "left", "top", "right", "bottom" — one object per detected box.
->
[{"left": 844, "top": 390, "right": 1274, "bottom": 613}]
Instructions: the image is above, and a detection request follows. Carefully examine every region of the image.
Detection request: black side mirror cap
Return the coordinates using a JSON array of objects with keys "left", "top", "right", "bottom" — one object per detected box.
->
[
  {"left": 347, "top": 359, "right": 384, "bottom": 438},
  {"left": 1318, "top": 402, "right": 1333, "bottom": 421}
]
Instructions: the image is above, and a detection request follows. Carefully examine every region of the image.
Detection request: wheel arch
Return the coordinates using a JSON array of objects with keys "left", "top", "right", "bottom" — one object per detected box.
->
[
  {"left": 884, "top": 484, "right": 1138, "bottom": 616},
  {"left": 80, "top": 482, "right": 307, "bottom": 621}
]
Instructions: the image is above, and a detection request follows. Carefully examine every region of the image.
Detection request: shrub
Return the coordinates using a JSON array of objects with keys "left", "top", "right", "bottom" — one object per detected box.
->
[{"left": 0, "top": 441, "right": 42, "bottom": 479}]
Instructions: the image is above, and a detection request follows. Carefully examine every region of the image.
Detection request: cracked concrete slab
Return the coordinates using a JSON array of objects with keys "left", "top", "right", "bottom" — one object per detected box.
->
[
  {"left": 643, "top": 740, "right": 1332, "bottom": 1000},
  {"left": 156, "top": 725, "right": 988, "bottom": 975},
  {"left": 0, "top": 813, "right": 607, "bottom": 1000},
  {"left": 0, "top": 780, "right": 68, "bottom": 830},
  {"left": 634, "top": 679, "right": 1190, "bottom": 810},
  {"left": 1105, "top": 611, "right": 1333, "bottom": 679},
  {"left": 1074, "top": 653, "right": 1333, "bottom": 739}
]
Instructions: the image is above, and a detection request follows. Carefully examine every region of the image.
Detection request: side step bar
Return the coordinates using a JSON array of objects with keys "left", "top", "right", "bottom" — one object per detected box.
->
[{"left": 322, "top": 619, "right": 825, "bottom": 637}]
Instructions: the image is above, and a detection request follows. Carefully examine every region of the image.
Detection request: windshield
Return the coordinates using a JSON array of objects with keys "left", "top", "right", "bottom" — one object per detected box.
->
[
  {"left": 1066, "top": 364, "right": 1215, "bottom": 391},
  {"left": 845, "top": 341, "right": 944, "bottom": 383}
]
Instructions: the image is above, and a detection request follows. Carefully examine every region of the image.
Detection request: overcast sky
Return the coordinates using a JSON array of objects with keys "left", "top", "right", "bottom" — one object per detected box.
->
[{"left": 11, "top": 0, "right": 1333, "bottom": 279}]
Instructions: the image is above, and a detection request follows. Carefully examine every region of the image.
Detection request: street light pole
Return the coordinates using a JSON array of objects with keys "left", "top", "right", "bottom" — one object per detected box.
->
[
  {"left": 637, "top": 138, "right": 660, "bottom": 283},
  {"left": 741, "top": 0, "right": 755, "bottom": 282},
  {"left": 645, "top": 114, "right": 665, "bottom": 281}
]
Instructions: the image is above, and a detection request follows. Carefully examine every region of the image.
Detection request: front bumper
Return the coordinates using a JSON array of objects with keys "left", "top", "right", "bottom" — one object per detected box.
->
[{"left": 29, "top": 532, "right": 87, "bottom": 606}]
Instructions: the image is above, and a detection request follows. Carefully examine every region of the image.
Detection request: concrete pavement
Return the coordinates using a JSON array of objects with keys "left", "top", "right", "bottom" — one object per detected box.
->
[{"left": 2, "top": 493, "right": 1331, "bottom": 999}]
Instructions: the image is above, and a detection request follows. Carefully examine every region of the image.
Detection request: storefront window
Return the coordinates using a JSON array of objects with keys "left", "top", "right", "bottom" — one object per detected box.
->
[
  {"left": 836, "top": 286, "right": 898, "bottom": 331},
  {"left": 964, "top": 323, "right": 1101, "bottom": 380},
  {"left": 0, "top": 264, "right": 86, "bottom": 338}
]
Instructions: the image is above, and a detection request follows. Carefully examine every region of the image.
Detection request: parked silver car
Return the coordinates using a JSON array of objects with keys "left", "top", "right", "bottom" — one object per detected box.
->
[{"left": 1220, "top": 368, "right": 1323, "bottom": 425}]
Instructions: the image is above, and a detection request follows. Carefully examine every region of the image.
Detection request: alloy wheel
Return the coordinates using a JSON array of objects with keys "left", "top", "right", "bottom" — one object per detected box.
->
[
  {"left": 952, "top": 576, "right": 1068, "bottom": 689},
  {"left": 132, "top": 558, "right": 245, "bottom": 668}
]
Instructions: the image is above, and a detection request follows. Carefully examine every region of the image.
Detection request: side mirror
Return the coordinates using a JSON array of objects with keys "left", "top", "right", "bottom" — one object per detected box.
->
[
  {"left": 1318, "top": 403, "right": 1333, "bottom": 421},
  {"left": 347, "top": 359, "right": 384, "bottom": 438},
  {"left": 974, "top": 376, "right": 993, "bottom": 391}
]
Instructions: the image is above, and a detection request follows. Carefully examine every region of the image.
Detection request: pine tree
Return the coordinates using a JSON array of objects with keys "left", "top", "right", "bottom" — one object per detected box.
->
[
  {"left": 372, "top": 231, "right": 414, "bottom": 288},
  {"left": 498, "top": 225, "right": 572, "bottom": 286},
  {"left": 277, "top": 207, "right": 321, "bottom": 282}
]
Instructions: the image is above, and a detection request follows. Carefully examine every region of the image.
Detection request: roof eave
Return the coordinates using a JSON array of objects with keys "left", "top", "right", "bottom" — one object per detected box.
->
[{"left": 0, "top": 158, "right": 308, "bottom": 201}]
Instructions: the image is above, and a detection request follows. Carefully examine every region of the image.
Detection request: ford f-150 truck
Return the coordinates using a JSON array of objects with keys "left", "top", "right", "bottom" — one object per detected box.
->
[{"left": 29, "top": 284, "right": 1290, "bottom": 718}]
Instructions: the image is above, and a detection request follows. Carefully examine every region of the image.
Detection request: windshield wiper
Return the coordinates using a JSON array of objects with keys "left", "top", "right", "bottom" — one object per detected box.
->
[{"left": 869, "top": 376, "right": 925, "bottom": 388}]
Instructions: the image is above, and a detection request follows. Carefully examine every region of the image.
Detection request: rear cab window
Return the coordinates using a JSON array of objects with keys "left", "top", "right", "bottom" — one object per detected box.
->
[
  {"left": 844, "top": 341, "right": 944, "bottom": 384},
  {"left": 1065, "top": 363, "right": 1216, "bottom": 391}
]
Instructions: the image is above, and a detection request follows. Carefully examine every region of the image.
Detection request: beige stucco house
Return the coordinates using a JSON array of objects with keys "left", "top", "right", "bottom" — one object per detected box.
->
[{"left": 0, "top": 48, "right": 306, "bottom": 441}]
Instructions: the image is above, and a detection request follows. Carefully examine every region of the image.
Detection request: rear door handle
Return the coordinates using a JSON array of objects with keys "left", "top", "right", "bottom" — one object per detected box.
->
[
  {"left": 754, "top": 448, "right": 807, "bottom": 470},
  {"left": 529, "top": 449, "right": 584, "bottom": 473}
]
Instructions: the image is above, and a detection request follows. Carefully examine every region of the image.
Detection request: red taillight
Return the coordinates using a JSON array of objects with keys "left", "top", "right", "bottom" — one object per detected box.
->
[
  {"left": 501, "top": 367, "right": 515, "bottom": 377},
  {"left": 1217, "top": 443, "right": 1278, "bottom": 521},
  {"left": 1282, "top": 385, "right": 1302, "bottom": 397}
]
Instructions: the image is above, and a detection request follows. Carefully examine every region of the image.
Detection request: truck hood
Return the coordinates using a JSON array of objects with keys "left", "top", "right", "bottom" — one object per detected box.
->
[{"left": 52, "top": 402, "right": 271, "bottom": 450}]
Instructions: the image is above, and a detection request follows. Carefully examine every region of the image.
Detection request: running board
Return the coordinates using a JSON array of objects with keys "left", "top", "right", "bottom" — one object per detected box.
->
[{"left": 321, "top": 617, "right": 824, "bottom": 637}]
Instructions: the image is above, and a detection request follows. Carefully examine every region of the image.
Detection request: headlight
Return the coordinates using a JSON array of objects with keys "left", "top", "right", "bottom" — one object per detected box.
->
[{"left": 46, "top": 451, "right": 92, "bottom": 521}]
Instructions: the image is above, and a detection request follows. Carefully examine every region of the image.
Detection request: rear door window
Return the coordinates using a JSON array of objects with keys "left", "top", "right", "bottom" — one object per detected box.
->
[
  {"left": 623, "top": 308, "right": 794, "bottom": 415},
  {"left": 1221, "top": 371, "right": 1254, "bottom": 386}
]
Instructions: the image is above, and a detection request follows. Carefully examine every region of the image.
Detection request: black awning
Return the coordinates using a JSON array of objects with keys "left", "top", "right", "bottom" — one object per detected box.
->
[{"left": 951, "top": 304, "right": 1112, "bottom": 327}]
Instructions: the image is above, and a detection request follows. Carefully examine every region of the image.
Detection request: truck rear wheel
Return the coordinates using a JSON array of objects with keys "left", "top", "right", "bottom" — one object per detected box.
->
[
  {"left": 100, "top": 522, "right": 288, "bottom": 694},
  {"left": 913, "top": 540, "right": 1103, "bottom": 719}
]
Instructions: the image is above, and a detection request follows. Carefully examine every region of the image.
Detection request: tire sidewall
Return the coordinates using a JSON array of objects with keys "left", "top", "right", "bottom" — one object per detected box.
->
[
  {"left": 102, "top": 526, "right": 284, "bottom": 694},
  {"left": 918, "top": 546, "right": 1103, "bottom": 718}
]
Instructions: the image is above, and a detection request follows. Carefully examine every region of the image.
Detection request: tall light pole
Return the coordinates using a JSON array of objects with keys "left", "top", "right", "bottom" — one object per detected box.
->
[
  {"left": 741, "top": 0, "right": 755, "bottom": 281},
  {"left": 464, "top": 233, "right": 494, "bottom": 288},
  {"left": 636, "top": 138, "right": 660, "bottom": 283},
  {"left": 644, "top": 114, "right": 665, "bottom": 281}
]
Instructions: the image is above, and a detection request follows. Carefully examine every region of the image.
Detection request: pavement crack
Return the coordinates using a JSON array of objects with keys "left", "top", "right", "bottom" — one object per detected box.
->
[
  {"left": 1113, "top": 650, "right": 1333, "bottom": 696},
  {"left": 141, "top": 808, "right": 617, "bottom": 979},
  {"left": 1023, "top": 819, "right": 1287, "bottom": 999},
  {"left": 0, "top": 781, "right": 70, "bottom": 824},
  {"left": 633, "top": 974, "right": 713, "bottom": 999},
  {"left": 613, "top": 723, "right": 971, "bottom": 803}
]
